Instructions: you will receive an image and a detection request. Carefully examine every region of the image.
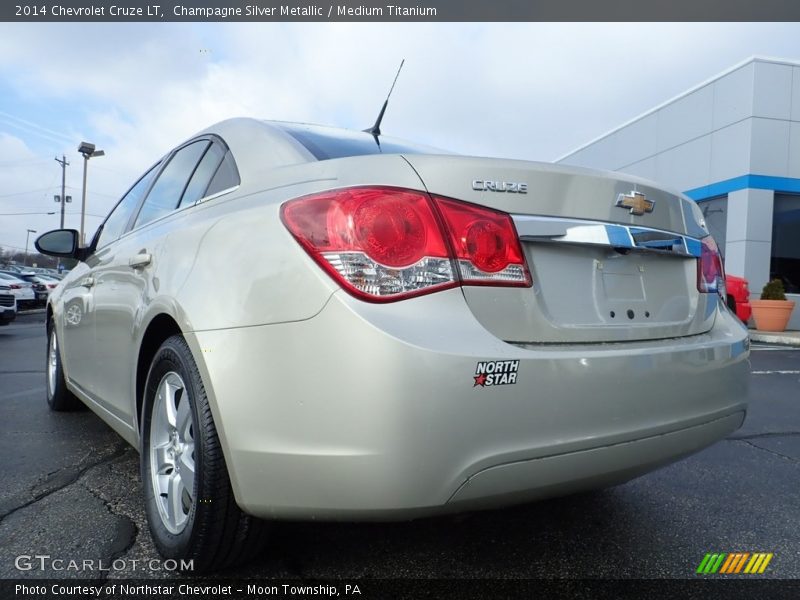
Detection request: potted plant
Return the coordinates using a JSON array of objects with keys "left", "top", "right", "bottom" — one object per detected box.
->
[{"left": 750, "top": 279, "right": 796, "bottom": 332}]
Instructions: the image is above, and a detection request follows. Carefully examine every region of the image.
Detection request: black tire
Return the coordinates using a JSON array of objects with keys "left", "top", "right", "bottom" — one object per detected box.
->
[
  {"left": 46, "top": 320, "right": 82, "bottom": 411},
  {"left": 140, "top": 335, "right": 267, "bottom": 572}
]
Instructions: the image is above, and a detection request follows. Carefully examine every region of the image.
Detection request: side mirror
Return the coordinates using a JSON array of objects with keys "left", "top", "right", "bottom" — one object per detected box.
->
[{"left": 35, "top": 229, "right": 82, "bottom": 259}]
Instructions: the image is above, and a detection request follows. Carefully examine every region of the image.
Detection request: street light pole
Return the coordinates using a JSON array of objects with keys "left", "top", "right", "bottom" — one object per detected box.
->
[
  {"left": 24, "top": 229, "right": 37, "bottom": 266},
  {"left": 80, "top": 154, "right": 89, "bottom": 245},
  {"left": 77, "top": 142, "right": 104, "bottom": 246}
]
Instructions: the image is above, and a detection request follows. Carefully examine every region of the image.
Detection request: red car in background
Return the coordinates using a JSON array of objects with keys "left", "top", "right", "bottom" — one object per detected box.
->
[{"left": 726, "top": 275, "right": 752, "bottom": 323}]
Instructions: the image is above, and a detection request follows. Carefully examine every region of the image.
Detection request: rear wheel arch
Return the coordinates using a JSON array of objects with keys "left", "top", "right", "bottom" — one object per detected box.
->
[
  {"left": 136, "top": 314, "right": 183, "bottom": 436},
  {"left": 135, "top": 313, "right": 232, "bottom": 475},
  {"left": 138, "top": 329, "right": 268, "bottom": 570}
]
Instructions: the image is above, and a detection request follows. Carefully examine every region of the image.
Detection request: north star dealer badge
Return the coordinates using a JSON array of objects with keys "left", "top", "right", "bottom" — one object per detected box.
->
[{"left": 473, "top": 360, "right": 520, "bottom": 387}]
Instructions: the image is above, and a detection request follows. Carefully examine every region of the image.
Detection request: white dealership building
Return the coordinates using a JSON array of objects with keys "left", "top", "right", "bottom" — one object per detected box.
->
[{"left": 557, "top": 57, "right": 800, "bottom": 329}]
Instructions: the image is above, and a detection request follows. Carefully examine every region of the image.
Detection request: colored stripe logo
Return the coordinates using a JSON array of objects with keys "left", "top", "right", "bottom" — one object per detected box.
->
[{"left": 696, "top": 552, "right": 773, "bottom": 574}]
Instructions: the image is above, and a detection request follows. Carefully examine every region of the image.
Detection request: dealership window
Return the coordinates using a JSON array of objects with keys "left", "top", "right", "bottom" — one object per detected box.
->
[
  {"left": 771, "top": 194, "right": 800, "bottom": 294},
  {"left": 698, "top": 196, "right": 727, "bottom": 257}
]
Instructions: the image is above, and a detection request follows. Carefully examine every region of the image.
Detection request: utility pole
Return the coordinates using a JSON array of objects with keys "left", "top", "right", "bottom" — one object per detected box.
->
[{"left": 54, "top": 155, "right": 69, "bottom": 229}]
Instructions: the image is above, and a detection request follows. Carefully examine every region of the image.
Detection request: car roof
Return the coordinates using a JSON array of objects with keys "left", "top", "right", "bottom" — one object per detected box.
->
[{"left": 188, "top": 118, "right": 443, "bottom": 182}]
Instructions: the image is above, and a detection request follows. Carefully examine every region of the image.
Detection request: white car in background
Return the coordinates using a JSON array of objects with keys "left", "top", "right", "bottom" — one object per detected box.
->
[
  {"left": 26, "top": 274, "right": 61, "bottom": 303},
  {"left": 0, "top": 272, "right": 36, "bottom": 307},
  {"left": 0, "top": 284, "right": 16, "bottom": 325}
]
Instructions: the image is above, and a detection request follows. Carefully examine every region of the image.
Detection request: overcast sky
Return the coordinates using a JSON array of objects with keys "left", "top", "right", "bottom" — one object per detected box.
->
[{"left": 2, "top": 22, "right": 800, "bottom": 254}]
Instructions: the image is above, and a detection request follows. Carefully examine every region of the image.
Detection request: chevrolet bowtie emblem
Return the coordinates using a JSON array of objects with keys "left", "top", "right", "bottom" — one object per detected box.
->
[{"left": 615, "top": 191, "right": 654, "bottom": 216}]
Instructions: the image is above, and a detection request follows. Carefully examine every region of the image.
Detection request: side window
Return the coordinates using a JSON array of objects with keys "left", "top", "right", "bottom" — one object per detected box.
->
[
  {"left": 95, "top": 164, "right": 160, "bottom": 249},
  {"left": 205, "top": 150, "right": 240, "bottom": 197},
  {"left": 178, "top": 143, "right": 225, "bottom": 208},
  {"left": 133, "top": 140, "right": 210, "bottom": 229}
]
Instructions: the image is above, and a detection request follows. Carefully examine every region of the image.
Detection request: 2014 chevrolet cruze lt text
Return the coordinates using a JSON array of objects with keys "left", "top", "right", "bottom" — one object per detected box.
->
[{"left": 36, "top": 119, "right": 750, "bottom": 571}]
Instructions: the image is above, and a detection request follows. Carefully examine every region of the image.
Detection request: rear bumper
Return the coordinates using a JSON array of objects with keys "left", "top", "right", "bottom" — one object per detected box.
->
[
  {"left": 447, "top": 411, "right": 743, "bottom": 510},
  {"left": 189, "top": 290, "right": 749, "bottom": 520}
]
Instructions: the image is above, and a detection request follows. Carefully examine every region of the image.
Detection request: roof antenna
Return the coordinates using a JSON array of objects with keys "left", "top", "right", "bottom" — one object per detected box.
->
[{"left": 364, "top": 59, "right": 404, "bottom": 142}]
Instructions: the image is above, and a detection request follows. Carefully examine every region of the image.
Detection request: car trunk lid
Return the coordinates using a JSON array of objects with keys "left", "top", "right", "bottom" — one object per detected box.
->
[{"left": 404, "top": 155, "right": 718, "bottom": 343}]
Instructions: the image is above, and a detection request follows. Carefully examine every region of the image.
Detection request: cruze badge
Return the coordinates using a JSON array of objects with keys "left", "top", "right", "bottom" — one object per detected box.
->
[
  {"left": 472, "top": 180, "right": 528, "bottom": 193},
  {"left": 616, "top": 191, "right": 654, "bottom": 216}
]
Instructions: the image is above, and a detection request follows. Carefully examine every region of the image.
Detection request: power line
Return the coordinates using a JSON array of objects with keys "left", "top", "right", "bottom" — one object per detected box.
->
[
  {"left": 64, "top": 185, "right": 119, "bottom": 198},
  {"left": 0, "top": 188, "right": 118, "bottom": 202},
  {"left": 0, "top": 210, "right": 105, "bottom": 218},
  {"left": 0, "top": 157, "right": 52, "bottom": 167},
  {"left": 0, "top": 188, "right": 56, "bottom": 199},
  {"left": 0, "top": 211, "right": 58, "bottom": 216},
  {"left": 65, "top": 211, "right": 105, "bottom": 218}
]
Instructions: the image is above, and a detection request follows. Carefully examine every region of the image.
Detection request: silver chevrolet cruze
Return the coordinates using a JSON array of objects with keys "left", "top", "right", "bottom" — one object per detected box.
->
[{"left": 36, "top": 119, "right": 749, "bottom": 570}]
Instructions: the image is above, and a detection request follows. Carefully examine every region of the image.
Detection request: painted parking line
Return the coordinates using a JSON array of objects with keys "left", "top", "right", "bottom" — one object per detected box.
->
[
  {"left": 751, "top": 370, "right": 800, "bottom": 375},
  {"left": 750, "top": 346, "right": 800, "bottom": 351}
]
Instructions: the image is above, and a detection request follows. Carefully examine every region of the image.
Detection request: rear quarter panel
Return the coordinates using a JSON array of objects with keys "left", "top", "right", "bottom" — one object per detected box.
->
[
  {"left": 133, "top": 153, "right": 428, "bottom": 455},
  {"left": 169, "top": 153, "right": 427, "bottom": 330}
]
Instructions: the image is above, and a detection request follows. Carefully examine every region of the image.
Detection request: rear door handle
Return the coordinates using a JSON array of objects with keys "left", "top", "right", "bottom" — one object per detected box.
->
[
  {"left": 128, "top": 253, "right": 152, "bottom": 269},
  {"left": 80, "top": 277, "right": 95, "bottom": 288}
]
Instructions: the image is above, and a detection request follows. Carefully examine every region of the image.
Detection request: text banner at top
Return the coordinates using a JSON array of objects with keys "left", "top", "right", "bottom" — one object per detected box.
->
[{"left": 4, "top": 0, "right": 800, "bottom": 22}]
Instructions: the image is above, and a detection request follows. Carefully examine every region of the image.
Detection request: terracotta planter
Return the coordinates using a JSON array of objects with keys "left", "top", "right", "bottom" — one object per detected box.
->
[{"left": 750, "top": 299, "right": 796, "bottom": 332}]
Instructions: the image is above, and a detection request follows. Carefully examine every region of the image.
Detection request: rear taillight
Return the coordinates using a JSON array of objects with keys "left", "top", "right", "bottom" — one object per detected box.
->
[
  {"left": 435, "top": 197, "right": 530, "bottom": 287},
  {"left": 9, "top": 284, "right": 20, "bottom": 289},
  {"left": 281, "top": 186, "right": 531, "bottom": 302},
  {"left": 697, "top": 236, "right": 725, "bottom": 299}
]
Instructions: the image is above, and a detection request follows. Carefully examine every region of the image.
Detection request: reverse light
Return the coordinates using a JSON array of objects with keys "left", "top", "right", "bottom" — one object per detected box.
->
[
  {"left": 281, "top": 186, "right": 531, "bottom": 301},
  {"left": 697, "top": 236, "right": 726, "bottom": 299}
]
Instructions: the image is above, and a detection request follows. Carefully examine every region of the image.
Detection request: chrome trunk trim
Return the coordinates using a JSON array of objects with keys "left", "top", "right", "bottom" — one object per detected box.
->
[{"left": 512, "top": 215, "right": 703, "bottom": 258}]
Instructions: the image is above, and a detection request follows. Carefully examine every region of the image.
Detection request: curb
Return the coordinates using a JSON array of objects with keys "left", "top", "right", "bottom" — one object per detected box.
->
[{"left": 749, "top": 331, "right": 800, "bottom": 347}]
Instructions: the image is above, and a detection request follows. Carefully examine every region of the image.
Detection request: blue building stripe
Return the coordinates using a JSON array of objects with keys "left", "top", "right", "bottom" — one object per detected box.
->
[{"left": 684, "top": 174, "right": 800, "bottom": 201}]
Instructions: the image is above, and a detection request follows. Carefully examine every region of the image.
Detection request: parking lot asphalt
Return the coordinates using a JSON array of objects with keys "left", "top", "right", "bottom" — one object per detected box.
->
[{"left": 0, "top": 312, "right": 798, "bottom": 581}]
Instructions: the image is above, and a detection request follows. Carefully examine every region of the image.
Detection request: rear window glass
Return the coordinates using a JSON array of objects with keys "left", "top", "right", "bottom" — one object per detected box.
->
[
  {"left": 274, "top": 123, "right": 444, "bottom": 161},
  {"left": 180, "top": 143, "right": 226, "bottom": 207},
  {"left": 205, "top": 150, "right": 240, "bottom": 196},
  {"left": 134, "top": 140, "right": 210, "bottom": 228}
]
